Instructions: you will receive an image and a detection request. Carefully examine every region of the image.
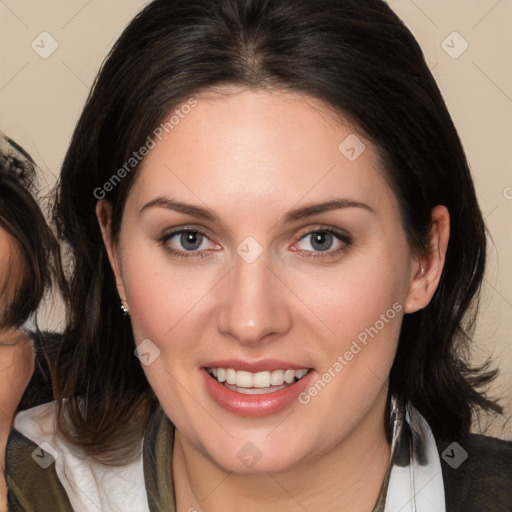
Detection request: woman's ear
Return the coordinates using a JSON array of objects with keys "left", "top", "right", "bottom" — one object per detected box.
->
[
  {"left": 404, "top": 205, "right": 450, "bottom": 313},
  {"left": 95, "top": 200, "right": 127, "bottom": 306}
]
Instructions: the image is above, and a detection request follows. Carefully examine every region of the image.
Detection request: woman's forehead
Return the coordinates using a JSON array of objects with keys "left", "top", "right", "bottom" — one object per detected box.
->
[
  {"left": 128, "top": 89, "right": 393, "bottom": 218},
  {"left": 0, "top": 226, "right": 21, "bottom": 294}
]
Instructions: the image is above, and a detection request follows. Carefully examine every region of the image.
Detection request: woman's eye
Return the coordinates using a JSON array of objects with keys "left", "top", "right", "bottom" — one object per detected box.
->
[
  {"left": 294, "top": 229, "right": 351, "bottom": 256},
  {"left": 160, "top": 229, "right": 218, "bottom": 257},
  {"left": 160, "top": 227, "right": 349, "bottom": 259}
]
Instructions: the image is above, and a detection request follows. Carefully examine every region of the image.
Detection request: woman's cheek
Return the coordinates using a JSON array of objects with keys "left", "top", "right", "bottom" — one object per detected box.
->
[{"left": 124, "top": 258, "right": 214, "bottom": 352}]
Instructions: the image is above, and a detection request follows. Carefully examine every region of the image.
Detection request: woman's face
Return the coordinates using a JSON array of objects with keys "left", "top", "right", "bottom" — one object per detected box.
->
[
  {"left": 99, "top": 88, "right": 441, "bottom": 474},
  {"left": 0, "top": 226, "right": 19, "bottom": 322},
  {"left": 0, "top": 225, "right": 34, "bottom": 436}
]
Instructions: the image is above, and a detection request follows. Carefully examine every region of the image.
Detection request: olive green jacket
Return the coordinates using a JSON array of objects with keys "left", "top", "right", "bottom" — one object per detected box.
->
[{"left": 6, "top": 404, "right": 512, "bottom": 511}]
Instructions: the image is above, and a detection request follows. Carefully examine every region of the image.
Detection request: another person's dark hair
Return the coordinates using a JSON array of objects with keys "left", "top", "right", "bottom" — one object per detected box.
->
[
  {"left": 54, "top": 0, "right": 502, "bottom": 458},
  {"left": 0, "top": 135, "right": 63, "bottom": 331}
]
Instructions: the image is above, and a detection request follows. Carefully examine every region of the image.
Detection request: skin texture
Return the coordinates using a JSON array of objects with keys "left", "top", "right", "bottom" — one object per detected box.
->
[
  {"left": 97, "top": 88, "right": 449, "bottom": 512},
  {"left": 0, "top": 227, "right": 34, "bottom": 511}
]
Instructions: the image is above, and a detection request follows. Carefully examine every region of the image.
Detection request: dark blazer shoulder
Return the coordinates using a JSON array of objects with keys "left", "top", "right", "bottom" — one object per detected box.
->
[
  {"left": 6, "top": 428, "right": 74, "bottom": 512},
  {"left": 437, "top": 433, "right": 512, "bottom": 512}
]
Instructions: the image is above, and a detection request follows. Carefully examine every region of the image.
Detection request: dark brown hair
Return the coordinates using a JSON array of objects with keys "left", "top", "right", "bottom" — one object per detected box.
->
[
  {"left": 54, "top": 0, "right": 502, "bottom": 458},
  {"left": 0, "top": 136, "right": 63, "bottom": 331}
]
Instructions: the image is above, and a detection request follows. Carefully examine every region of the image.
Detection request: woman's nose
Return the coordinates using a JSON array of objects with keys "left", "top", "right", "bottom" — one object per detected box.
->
[{"left": 216, "top": 249, "right": 292, "bottom": 346}]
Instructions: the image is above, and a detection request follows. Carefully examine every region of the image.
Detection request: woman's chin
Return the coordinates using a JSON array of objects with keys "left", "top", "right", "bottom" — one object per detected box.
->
[
  {"left": 188, "top": 429, "right": 321, "bottom": 475},
  {"left": 207, "top": 445, "right": 306, "bottom": 475}
]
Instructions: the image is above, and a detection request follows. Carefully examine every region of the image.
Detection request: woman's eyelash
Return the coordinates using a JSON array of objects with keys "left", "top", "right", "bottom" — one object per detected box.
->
[
  {"left": 158, "top": 227, "right": 352, "bottom": 259},
  {"left": 294, "top": 228, "right": 352, "bottom": 259},
  {"left": 159, "top": 228, "right": 214, "bottom": 259}
]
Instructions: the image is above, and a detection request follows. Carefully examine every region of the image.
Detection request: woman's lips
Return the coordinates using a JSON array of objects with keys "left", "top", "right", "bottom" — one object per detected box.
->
[
  {"left": 201, "top": 366, "right": 315, "bottom": 417},
  {"left": 203, "top": 359, "right": 310, "bottom": 373}
]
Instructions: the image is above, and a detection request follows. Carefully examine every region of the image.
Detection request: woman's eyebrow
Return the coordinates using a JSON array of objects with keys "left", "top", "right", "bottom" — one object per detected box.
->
[
  {"left": 139, "top": 197, "right": 374, "bottom": 222},
  {"left": 283, "top": 199, "right": 375, "bottom": 223},
  {"left": 139, "top": 197, "right": 218, "bottom": 221}
]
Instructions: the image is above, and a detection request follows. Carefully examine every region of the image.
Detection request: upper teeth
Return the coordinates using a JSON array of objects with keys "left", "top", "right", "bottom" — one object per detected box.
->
[{"left": 208, "top": 368, "right": 309, "bottom": 388}]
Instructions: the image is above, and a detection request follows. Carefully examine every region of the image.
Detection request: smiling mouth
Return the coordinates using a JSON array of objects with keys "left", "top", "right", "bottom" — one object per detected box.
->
[{"left": 205, "top": 367, "right": 311, "bottom": 395}]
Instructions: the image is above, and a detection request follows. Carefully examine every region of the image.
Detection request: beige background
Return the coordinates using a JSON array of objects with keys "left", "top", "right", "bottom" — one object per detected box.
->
[{"left": 0, "top": 0, "right": 511, "bottom": 438}]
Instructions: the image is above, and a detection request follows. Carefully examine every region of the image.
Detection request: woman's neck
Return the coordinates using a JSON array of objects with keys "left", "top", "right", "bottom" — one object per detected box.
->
[
  {"left": 172, "top": 386, "right": 391, "bottom": 512},
  {"left": 0, "top": 327, "right": 34, "bottom": 511}
]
